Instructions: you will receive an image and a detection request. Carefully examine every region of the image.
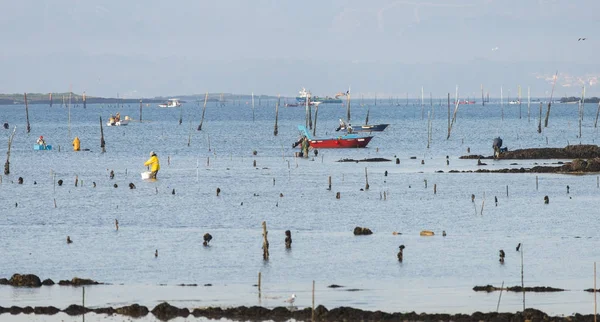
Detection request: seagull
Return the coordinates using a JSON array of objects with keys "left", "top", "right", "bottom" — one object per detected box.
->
[
  {"left": 578, "top": 38, "right": 587, "bottom": 41},
  {"left": 284, "top": 294, "right": 296, "bottom": 305}
]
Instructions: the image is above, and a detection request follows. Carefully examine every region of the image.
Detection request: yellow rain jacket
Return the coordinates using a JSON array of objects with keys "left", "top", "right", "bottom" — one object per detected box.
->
[
  {"left": 72, "top": 137, "right": 80, "bottom": 151},
  {"left": 144, "top": 155, "right": 160, "bottom": 172}
]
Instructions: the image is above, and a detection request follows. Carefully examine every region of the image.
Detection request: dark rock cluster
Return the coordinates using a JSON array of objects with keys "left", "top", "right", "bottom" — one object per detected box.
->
[
  {"left": 473, "top": 285, "right": 565, "bottom": 292},
  {"left": 0, "top": 274, "right": 100, "bottom": 287},
  {"left": 353, "top": 226, "right": 373, "bottom": 235}
]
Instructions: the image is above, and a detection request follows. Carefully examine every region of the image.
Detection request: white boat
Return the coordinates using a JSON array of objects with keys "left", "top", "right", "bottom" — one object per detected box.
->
[
  {"left": 508, "top": 100, "right": 521, "bottom": 105},
  {"left": 158, "top": 98, "right": 182, "bottom": 108}
]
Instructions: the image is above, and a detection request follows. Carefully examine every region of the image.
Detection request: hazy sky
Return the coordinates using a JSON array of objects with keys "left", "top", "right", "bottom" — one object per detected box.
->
[{"left": 1, "top": 0, "right": 598, "bottom": 98}]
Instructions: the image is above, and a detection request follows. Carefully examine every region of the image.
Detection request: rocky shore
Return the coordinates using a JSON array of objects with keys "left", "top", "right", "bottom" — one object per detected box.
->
[
  {"left": 460, "top": 145, "right": 600, "bottom": 160},
  {"left": 0, "top": 274, "right": 101, "bottom": 287},
  {"left": 1, "top": 302, "right": 600, "bottom": 321}
]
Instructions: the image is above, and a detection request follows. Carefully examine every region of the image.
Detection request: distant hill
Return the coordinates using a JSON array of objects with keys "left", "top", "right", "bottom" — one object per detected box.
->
[
  {"left": 0, "top": 92, "right": 281, "bottom": 105},
  {"left": 560, "top": 96, "right": 600, "bottom": 103}
]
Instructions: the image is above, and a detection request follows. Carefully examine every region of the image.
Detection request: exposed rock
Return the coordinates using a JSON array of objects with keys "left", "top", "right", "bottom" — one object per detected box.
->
[
  {"left": 8, "top": 274, "right": 42, "bottom": 287},
  {"left": 327, "top": 284, "right": 344, "bottom": 288},
  {"left": 461, "top": 145, "right": 600, "bottom": 160},
  {"left": 0, "top": 278, "right": 8, "bottom": 285},
  {"left": 62, "top": 304, "right": 90, "bottom": 315},
  {"left": 9, "top": 306, "right": 23, "bottom": 315},
  {"left": 58, "top": 277, "right": 100, "bottom": 286},
  {"left": 22, "top": 306, "right": 34, "bottom": 314},
  {"left": 338, "top": 158, "right": 391, "bottom": 162},
  {"left": 41, "top": 279, "right": 55, "bottom": 286},
  {"left": 115, "top": 304, "right": 149, "bottom": 317},
  {"left": 353, "top": 226, "right": 373, "bottom": 235},
  {"left": 93, "top": 307, "right": 116, "bottom": 315},
  {"left": 34, "top": 306, "right": 60, "bottom": 315},
  {"left": 151, "top": 302, "right": 189, "bottom": 321},
  {"left": 473, "top": 285, "right": 565, "bottom": 292}
]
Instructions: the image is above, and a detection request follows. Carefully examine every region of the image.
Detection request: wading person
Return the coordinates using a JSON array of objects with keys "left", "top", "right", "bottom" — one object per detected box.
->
[{"left": 144, "top": 151, "right": 160, "bottom": 179}]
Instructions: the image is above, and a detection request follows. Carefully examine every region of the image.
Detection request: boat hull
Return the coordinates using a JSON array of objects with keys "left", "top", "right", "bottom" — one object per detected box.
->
[
  {"left": 33, "top": 144, "right": 52, "bottom": 150},
  {"left": 106, "top": 120, "right": 129, "bottom": 126},
  {"left": 342, "top": 124, "right": 389, "bottom": 132},
  {"left": 308, "top": 136, "right": 373, "bottom": 148}
]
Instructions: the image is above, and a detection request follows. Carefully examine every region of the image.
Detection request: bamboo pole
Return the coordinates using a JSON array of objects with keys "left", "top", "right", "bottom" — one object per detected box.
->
[
  {"left": 496, "top": 281, "right": 504, "bottom": 312},
  {"left": 313, "top": 102, "right": 319, "bottom": 137},
  {"left": 139, "top": 100, "right": 143, "bottom": 122},
  {"left": 262, "top": 221, "right": 269, "bottom": 260},
  {"left": 365, "top": 107, "right": 370, "bottom": 125},
  {"left": 274, "top": 94, "right": 279, "bottom": 136},
  {"left": 521, "top": 243, "right": 525, "bottom": 310},
  {"left": 595, "top": 262, "right": 597, "bottom": 322},
  {"left": 346, "top": 87, "right": 351, "bottom": 123},
  {"left": 312, "top": 280, "right": 315, "bottom": 321},
  {"left": 364, "top": 167, "right": 369, "bottom": 190},
  {"left": 198, "top": 93, "right": 208, "bottom": 131},
  {"left": 24, "top": 93, "right": 31, "bottom": 133},
  {"left": 538, "top": 102, "right": 543, "bottom": 133},
  {"left": 481, "top": 84, "right": 485, "bottom": 107},
  {"left": 252, "top": 92, "right": 255, "bottom": 122},
  {"left": 4, "top": 126, "right": 16, "bottom": 175},
  {"left": 83, "top": 91, "right": 86, "bottom": 109},
  {"left": 178, "top": 101, "right": 183, "bottom": 125},
  {"left": 544, "top": 71, "right": 558, "bottom": 128},
  {"left": 595, "top": 100, "right": 600, "bottom": 128},
  {"left": 447, "top": 93, "right": 450, "bottom": 136},
  {"left": 527, "top": 86, "right": 531, "bottom": 123},
  {"left": 49, "top": 93, "right": 53, "bottom": 107},
  {"left": 258, "top": 272, "right": 262, "bottom": 298},
  {"left": 99, "top": 117, "right": 106, "bottom": 153}
]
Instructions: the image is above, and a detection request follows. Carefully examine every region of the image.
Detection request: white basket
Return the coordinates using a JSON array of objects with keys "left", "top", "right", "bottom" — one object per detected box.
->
[{"left": 141, "top": 171, "right": 152, "bottom": 180}]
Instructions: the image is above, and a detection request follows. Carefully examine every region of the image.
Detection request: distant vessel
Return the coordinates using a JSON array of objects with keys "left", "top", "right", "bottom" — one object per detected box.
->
[
  {"left": 455, "top": 100, "right": 476, "bottom": 105},
  {"left": 296, "top": 88, "right": 342, "bottom": 104},
  {"left": 158, "top": 99, "right": 181, "bottom": 108},
  {"left": 508, "top": 100, "right": 521, "bottom": 105}
]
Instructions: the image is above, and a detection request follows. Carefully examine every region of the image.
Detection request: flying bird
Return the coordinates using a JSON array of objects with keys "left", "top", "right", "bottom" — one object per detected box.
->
[
  {"left": 578, "top": 38, "right": 587, "bottom": 41},
  {"left": 492, "top": 47, "right": 499, "bottom": 51},
  {"left": 284, "top": 294, "right": 296, "bottom": 305}
]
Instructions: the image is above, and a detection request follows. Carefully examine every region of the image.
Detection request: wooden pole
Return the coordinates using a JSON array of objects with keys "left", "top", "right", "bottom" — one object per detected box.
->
[
  {"left": 544, "top": 71, "right": 558, "bottom": 128},
  {"left": 481, "top": 84, "right": 485, "bottom": 107},
  {"left": 274, "top": 94, "right": 279, "bottom": 136},
  {"left": 328, "top": 176, "right": 332, "bottom": 190},
  {"left": 536, "top": 176, "right": 538, "bottom": 190},
  {"left": 262, "top": 221, "right": 269, "bottom": 260},
  {"left": 49, "top": 93, "right": 53, "bottom": 107},
  {"left": 527, "top": 86, "right": 531, "bottom": 123},
  {"left": 521, "top": 243, "right": 525, "bottom": 310},
  {"left": 24, "top": 93, "right": 31, "bottom": 133},
  {"left": 83, "top": 91, "right": 87, "bottom": 109},
  {"left": 312, "top": 280, "right": 315, "bottom": 321},
  {"left": 447, "top": 93, "right": 450, "bottom": 137},
  {"left": 4, "top": 126, "right": 16, "bottom": 175},
  {"left": 346, "top": 87, "right": 351, "bottom": 123},
  {"left": 139, "top": 100, "right": 143, "bottom": 122},
  {"left": 258, "top": 272, "right": 262, "bottom": 298},
  {"left": 313, "top": 103, "right": 319, "bottom": 137},
  {"left": 538, "top": 102, "right": 543, "bottom": 133},
  {"left": 178, "top": 101, "right": 183, "bottom": 125},
  {"left": 82, "top": 286, "right": 85, "bottom": 307},
  {"left": 100, "top": 116, "right": 106, "bottom": 153},
  {"left": 364, "top": 167, "right": 369, "bottom": 190},
  {"left": 506, "top": 185, "right": 509, "bottom": 197},
  {"left": 252, "top": 92, "right": 255, "bottom": 122},
  {"left": 595, "top": 262, "right": 597, "bottom": 322},
  {"left": 496, "top": 281, "right": 504, "bottom": 312},
  {"left": 198, "top": 92, "right": 208, "bottom": 131}
]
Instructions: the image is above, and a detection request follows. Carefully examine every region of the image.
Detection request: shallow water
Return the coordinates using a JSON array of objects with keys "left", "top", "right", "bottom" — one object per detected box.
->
[{"left": 1, "top": 100, "right": 600, "bottom": 319}]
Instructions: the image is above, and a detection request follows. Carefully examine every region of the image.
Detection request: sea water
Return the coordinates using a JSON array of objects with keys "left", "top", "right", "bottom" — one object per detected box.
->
[{"left": 1, "top": 100, "right": 599, "bottom": 319}]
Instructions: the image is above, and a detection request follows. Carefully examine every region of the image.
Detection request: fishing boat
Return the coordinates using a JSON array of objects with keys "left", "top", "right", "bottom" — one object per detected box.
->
[
  {"left": 336, "top": 119, "right": 389, "bottom": 132},
  {"left": 296, "top": 88, "right": 342, "bottom": 104},
  {"left": 158, "top": 98, "right": 182, "bottom": 108},
  {"left": 294, "top": 125, "right": 373, "bottom": 149},
  {"left": 33, "top": 144, "right": 52, "bottom": 151}
]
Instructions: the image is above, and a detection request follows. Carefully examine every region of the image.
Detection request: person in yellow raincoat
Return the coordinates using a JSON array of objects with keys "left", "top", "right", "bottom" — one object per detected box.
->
[
  {"left": 72, "top": 136, "right": 80, "bottom": 151},
  {"left": 144, "top": 151, "right": 160, "bottom": 179}
]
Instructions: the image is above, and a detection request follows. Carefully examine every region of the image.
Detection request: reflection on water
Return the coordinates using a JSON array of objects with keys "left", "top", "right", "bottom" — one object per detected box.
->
[{"left": 0, "top": 101, "right": 599, "bottom": 318}]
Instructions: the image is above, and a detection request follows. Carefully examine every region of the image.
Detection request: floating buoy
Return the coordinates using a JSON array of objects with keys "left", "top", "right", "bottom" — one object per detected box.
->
[{"left": 420, "top": 230, "right": 435, "bottom": 236}]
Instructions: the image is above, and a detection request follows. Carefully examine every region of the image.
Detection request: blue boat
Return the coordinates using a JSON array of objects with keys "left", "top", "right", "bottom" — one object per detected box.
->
[
  {"left": 338, "top": 123, "right": 389, "bottom": 133},
  {"left": 33, "top": 144, "right": 52, "bottom": 151}
]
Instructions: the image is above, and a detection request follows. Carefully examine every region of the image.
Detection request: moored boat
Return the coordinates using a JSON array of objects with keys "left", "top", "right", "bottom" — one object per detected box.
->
[
  {"left": 336, "top": 119, "right": 389, "bottom": 133},
  {"left": 295, "top": 125, "right": 373, "bottom": 149},
  {"left": 296, "top": 88, "right": 343, "bottom": 104},
  {"left": 158, "top": 98, "right": 182, "bottom": 108}
]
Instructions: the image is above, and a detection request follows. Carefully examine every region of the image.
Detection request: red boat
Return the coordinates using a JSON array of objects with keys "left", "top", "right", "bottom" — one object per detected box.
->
[{"left": 296, "top": 125, "right": 373, "bottom": 148}]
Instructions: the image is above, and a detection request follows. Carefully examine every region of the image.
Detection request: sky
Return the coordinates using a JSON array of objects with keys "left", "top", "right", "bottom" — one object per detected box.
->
[{"left": 0, "top": 0, "right": 599, "bottom": 98}]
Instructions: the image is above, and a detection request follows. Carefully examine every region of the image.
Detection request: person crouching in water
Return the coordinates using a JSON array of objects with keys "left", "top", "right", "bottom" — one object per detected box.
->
[{"left": 144, "top": 151, "right": 160, "bottom": 179}]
